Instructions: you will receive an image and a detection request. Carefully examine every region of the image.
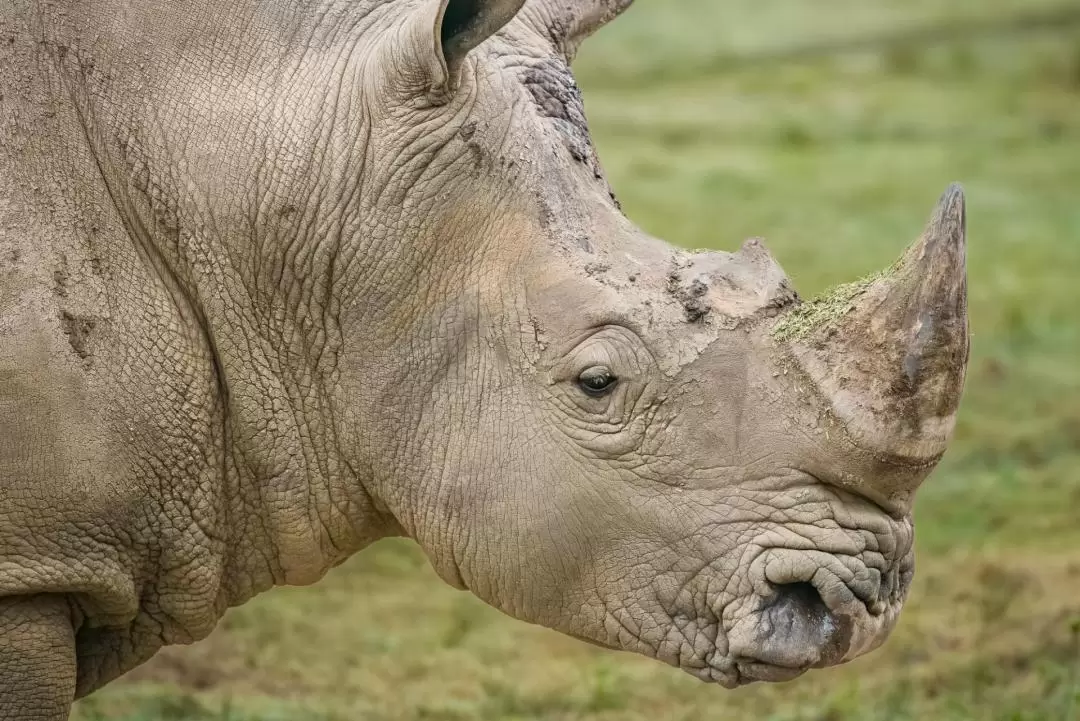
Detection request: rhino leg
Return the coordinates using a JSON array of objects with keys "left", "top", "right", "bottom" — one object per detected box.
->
[{"left": 0, "top": 596, "right": 76, "bottom": 720}]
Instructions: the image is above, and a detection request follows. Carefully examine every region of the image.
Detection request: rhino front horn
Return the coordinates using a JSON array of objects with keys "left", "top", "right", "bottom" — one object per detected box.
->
[{"left": 777, "top": 184, "right": 970, "bottom": 474}]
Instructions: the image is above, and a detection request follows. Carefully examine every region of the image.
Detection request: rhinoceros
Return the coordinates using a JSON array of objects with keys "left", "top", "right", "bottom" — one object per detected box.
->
[{"left": 0, "top": 0, "right": 968, "bottom": 716}]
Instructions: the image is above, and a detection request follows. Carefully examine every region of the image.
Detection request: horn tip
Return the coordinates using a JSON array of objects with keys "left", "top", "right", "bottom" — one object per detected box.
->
[
  {"left": 942, "top": 181, "right": 965, "bottom": 199},
  {"left": 932, "top": 183, "right": 967, "bottom": 241}
]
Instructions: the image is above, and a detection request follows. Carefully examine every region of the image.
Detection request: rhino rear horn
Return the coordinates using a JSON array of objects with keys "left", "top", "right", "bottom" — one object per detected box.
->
[{"left": 782, "top": 184, "right": 970, "bottom": 475}]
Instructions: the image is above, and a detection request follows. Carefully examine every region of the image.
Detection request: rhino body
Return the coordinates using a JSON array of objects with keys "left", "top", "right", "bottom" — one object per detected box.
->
[{"left": 0, "top": 0, "right": 968, "bottom": 717}]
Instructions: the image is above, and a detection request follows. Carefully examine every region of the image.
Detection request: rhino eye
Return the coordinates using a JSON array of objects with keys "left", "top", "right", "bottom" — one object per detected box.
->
[{"left": 578, "top": 366, "right": 618, "bottom": 397}]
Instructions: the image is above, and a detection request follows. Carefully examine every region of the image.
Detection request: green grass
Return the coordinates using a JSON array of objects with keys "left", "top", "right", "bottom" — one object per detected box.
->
[{"left": 74, "top": 1, "right": 1080, "bottom": 719}]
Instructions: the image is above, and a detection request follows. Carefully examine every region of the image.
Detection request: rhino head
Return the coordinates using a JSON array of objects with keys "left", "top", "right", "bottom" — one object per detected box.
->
[
  {"left": 340, "top": 0, "right": 970, "bottom": 686},
  {"left": 50, "top": 0, "right": 969, "bottom": 690}
]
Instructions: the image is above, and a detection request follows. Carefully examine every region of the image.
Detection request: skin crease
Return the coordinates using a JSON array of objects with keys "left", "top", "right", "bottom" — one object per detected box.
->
[{"left": 0, "top": 0, "right": 968, "bottom": 716}]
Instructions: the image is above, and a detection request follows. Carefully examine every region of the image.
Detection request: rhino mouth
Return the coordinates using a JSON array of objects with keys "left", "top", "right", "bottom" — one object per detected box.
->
[
  {"left": 576, "top": 550, "right": 911, "bottom": 689},
  {"left": 642, "top": 537, "right": 914, "bottom": 689},
  {"left": 718, "top": 580, "right": 855, "bottom": 687},
  {"left": 708, "top": 546, "right": 914, "bottom": 688}
]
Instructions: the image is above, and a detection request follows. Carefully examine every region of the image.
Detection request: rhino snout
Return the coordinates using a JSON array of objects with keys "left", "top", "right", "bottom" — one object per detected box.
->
[
  {"left": 748, "top": 581, "right": 847, "bottom": 672},
  {"left": 721, "top": 547, "right": 909, "bottom": 685}
]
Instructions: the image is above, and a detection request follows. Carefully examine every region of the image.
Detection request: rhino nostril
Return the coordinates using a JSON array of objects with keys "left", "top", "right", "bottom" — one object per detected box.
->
[
  {"left": 728, "top": 575, "right": 861, "bottom": 676},
  {"left": 750, "top": 581, "right": 842, "bottom": 668},
  {"left": 770, "top": 581, "right": 828, "bottom": 619}
]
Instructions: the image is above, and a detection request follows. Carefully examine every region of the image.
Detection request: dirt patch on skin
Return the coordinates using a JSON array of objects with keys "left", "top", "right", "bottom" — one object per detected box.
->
[
  {"left": 522, "top": 58, "right": 620, "bottom": 208},
  {"left": 666, "top": 270, "right": 711, "bottom": 323},
  {"left": 523, "top": 59, "right": 593, "bottom": 166},
  {"left": 58, "top": 310, "right": 95, "bottom": 359},
  {"left": 457, "top": 120, "right": 488, "bottom": 173},
  {"left": 52, "top": 254, "right": 69, "bottom": 298}
]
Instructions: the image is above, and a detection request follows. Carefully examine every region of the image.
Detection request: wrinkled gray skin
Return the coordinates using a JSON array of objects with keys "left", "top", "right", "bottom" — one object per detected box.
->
[{"left": 0, "top": 0, "right": 970, "bottom": 716}]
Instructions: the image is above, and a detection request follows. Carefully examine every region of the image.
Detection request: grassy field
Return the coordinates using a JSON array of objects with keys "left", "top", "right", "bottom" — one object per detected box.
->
[{"left": 73, "top": 1, "right": 1080, "bottom": 719}]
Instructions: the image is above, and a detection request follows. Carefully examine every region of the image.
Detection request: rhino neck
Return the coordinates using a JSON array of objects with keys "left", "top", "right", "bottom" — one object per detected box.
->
[{"left": 7, "top": 3, "right": 406, "bottom": 603}]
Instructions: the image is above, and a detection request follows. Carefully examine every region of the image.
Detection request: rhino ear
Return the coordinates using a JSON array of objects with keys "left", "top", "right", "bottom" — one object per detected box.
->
[
  {"left": 399, "top": 0, "right": 525, "bottom": 96},
  {"left": 438, "top": 0, "right": 526, "bottom": 74},
  {"left": 536, "top": 0, "right": 634, "bottom": 62}
]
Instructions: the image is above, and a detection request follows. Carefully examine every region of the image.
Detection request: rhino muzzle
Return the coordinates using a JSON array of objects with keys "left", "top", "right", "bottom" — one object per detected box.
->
[{"left": 720, "top": 543, "right": 913, "bottom": 686}]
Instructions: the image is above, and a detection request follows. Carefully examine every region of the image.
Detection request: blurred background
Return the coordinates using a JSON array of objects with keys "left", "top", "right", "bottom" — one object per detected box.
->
[{"left": 74, "top": 1, "right": 1080, "bottom": 719}]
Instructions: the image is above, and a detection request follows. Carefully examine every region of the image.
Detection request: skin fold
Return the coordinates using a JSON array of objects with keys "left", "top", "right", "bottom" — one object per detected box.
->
[{"left": 0, "top": 0, "right": 969, "bottom": 717}]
